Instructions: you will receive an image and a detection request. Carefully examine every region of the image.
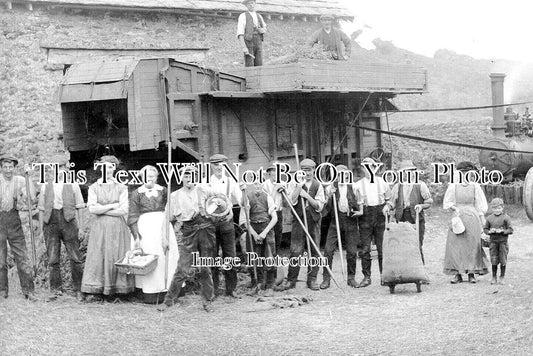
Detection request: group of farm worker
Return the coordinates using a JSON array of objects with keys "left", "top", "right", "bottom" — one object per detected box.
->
[{"left": 0, "top": 153, "right": 512, "bottom": 312}]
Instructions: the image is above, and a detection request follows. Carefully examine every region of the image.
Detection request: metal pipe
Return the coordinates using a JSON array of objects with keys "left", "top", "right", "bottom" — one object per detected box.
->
[{"left": 490, "top": 73, "right": 506, "bottom": 138}]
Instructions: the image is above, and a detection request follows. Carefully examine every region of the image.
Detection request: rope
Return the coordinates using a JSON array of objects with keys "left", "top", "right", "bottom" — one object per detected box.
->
[
  {"left": 354, "top": 125, "right": 533, "bottom": 154},
  {"left": 391, "top": 100, "right": 533, "bottom": 113}
]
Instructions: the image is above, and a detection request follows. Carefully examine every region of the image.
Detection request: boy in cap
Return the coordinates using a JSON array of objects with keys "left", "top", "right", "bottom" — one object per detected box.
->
[
  {"left": 276, "top": 158, "right": 326, "bottom": 291},
  {"left": 0, "top": 155, "right": 37, "bottom": 301},
  {"left": 483, "top": 198, "right": 513, "bottom": 285},
  {"left": 204, "top": 153, "right": 242, "bottom": 298},
  {"left": 386, "top": 160, "right": 432, "bottom": 264},
  {"left": 308, "top": 13, "right": 352, "bottom": 60},
  {"left": 353, "top": 157, "right": 391, "bottom": 287},
  {"left": 239, "top": 181, "right": 278, "bottom": 292},
  {"left": 237, "top": 0, "right": 267, "bottom": 67},
  {"left": 321, "top": 165, "right": 364, "bottom": 289},
  {"left": 160, "top": 166, "right": 217, "bottom": 312},
  {"left": 38, "top": 155, "right": 85, "bottom": 301}
]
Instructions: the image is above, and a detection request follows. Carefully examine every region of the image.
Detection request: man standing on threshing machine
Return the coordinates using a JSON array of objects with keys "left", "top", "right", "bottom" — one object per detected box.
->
[
  {"left": 38, "top": 156, "right": 85, "bottom": 302},
  {"left": 354, "top": 157, "right": 391, "bottom": 287},
  {"left": 205, "top": 154, "right": 242, "bottom": 298},
  {"left": 308, "top": 13, "right": 352, "bottom": 60},
  {"left": 159, "top": 166, "right": 216, "bottom": 312},
  {"left": 385, "top": 160, "right": 433, "bottom": 265},
  {"left": 276, "top": 159, "right": 326, "bottom": 291},
  {"left": 237, "top": 0, "right": 267, "bottom": 67},
  {"left": 321, "top": 165, "right": 364, "bottom": 289},
  {"left": 0, "top": 155, "right": 37, "bottom": 301}
]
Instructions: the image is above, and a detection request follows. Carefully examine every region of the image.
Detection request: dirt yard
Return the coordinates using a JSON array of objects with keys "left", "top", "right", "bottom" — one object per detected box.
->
[{"left": 1, "top": 205, "right": 532, "bottom": 356}]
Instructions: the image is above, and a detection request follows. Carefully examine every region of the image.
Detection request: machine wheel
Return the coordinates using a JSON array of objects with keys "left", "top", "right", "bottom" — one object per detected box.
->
[
  {"left": 524, "top": 167, "right": 533, "bottom": 221},
  {"left": 416, "top": 282, "right": 422, "bottom": 293},
  {"left": 389, "top": 284, "right": 395, "bottom": 294}
]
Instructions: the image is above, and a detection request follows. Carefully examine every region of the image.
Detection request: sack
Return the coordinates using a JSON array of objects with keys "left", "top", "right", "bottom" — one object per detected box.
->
[
  {"left": 382, "top": 222, "right": 429, "bottom": 284},
  {"left": 451, "top": 216, "right": 465, "bottom": 235}
]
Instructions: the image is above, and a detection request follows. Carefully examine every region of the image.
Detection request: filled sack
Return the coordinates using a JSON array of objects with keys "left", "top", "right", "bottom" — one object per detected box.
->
[{"left": 382, "top": 222, "right": 429, "bottom": 284}]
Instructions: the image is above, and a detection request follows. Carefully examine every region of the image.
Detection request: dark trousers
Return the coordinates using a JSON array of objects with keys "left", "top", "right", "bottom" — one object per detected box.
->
[
  {"left": 0, "top": 209, "right": 34, "bottom": 295},
  {"left": 323, "top": 213, "right": 360, "bottom": 280},
  {"left": 246, "top": 221, "right": 276, "bottom": 288},
  {"left": 44, "top": 209, "right": 84, "bottom": 292},
  {"left": 165, "top": 217, "right": 216, "bottom": 304},
  {"left": 287, "top": 217, "right": 321, "bottom": 283},
  {"left": 399, "top": 208, "right": 426, "bottom": 264},
  {"left": 359, "top": 204, "right": 386, "bottom": 278},
  {"left": 244, "top": 34, "right": 263, "bottom": 67},
  {"left": 273, "top": 210, "right": 283, "bottom": 255},
  {"left": 212, "top": 218, "right": 237, "bottom": 293}
]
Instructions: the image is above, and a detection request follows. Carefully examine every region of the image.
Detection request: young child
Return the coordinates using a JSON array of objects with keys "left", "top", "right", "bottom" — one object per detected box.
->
[{"left": 483, "top": 198, "right": 513, "bottom": 285}]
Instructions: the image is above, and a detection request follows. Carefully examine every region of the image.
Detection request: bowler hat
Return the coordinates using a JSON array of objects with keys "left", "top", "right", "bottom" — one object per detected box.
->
[
  {"left": 209, "top": 154, "right": 228, "bottom": 163},
  {"left": 0, "top": 155, "right": 19, "bottom": 166}
]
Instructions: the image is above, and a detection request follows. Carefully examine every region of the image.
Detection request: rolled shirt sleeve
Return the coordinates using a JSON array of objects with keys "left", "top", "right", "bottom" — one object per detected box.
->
[{"left": 237, "top": 13, "right": 246, "bottom": 37}]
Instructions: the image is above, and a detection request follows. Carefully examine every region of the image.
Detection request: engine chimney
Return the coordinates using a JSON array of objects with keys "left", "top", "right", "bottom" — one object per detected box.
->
[{"left": 490, "top": 73, "right": 506, "bottom": 138}]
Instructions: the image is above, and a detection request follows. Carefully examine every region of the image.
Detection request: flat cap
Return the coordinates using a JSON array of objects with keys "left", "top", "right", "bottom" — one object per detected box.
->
[
  {"left": 300, "top": 158, "right": 316, "bottom": 168},
  {"left": 490, "top": 198, "right": 504, "bottom": 207},
  {"left": 320, "top": 14, "right": 335, "bottom": 20},
  {"left": 361, "top": 157, "right": 378, "bottom": 165},
  {"left": 99, "top": 155, "right": 120, "bottom": 166},
  {"left": 456, "top": 161, "right": 476, "bottom": 172},
  {"left": 0, "top": 155, "right": 19, "bottom": 166},
  {"left": 179, "top": 165, "right": 198, "bottom": 175},
  {"left": 398, "top": 160, "right": 416, "bottom": 171},
  {"left": 242, "top": 0, "right": 255, "bottom": 4},
  {"left": 209, "top": 154, "right": 228, "bottom": 163},
  {"left": 335, "top": 164, "right": 348, "bottom": 171}
]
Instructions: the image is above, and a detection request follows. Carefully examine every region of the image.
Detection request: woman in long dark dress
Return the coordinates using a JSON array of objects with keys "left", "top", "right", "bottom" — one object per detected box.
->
[
  {"left": 442, "top": 161, "right": 489, "bottom": 284},
  {"left": 128, "top": 165, "right": 178, "bottom": 299},
  {"left": 81, "top": 156, "right": 134, "bottom": 299}
]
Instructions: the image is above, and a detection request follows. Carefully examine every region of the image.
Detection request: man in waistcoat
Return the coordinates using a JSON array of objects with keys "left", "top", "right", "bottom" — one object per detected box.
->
[
  {"left": 385, "top": 160, "right": 432, "bottom": 264},
  {"left": 38, "top": 156, "right": 85, "bottom": 301},
  {"left": 0, "top": 155, "right": 37, "bottom": 301},
  {"left": 237, "top": 0, "right": 267, "bottom": 67},
  {"left": 276, "top": 159, "right": 326, "bottom": 291},
  {"left": 353, "top": 157, "right": 391, "bottom": 287},
  {"left": 321, "top": 165, "right": 364, "bottom": 289},
  {"left": 308, "top": 13, "right": 352, "bottom": 60}
]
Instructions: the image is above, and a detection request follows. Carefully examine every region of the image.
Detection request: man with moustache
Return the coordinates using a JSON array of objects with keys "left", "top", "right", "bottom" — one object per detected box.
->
[{"left": 308, "top": 13, "right": 352, "bottom": 60}]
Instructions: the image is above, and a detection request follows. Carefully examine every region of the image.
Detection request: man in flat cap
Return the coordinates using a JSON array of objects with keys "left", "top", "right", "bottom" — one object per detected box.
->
[
  {"left": 308, "top": 13, "right": 352, "bottom": 60},
  {"left": 353, "top": 157, "right": 391, "bottom": 287},
  {"left": 385, "top": 160, "right": 432, "bottom": 265},
  {"left": 237, "top": 0, "right": 267, "bottom": 67},
  {"left": 203, "top": 154, "right": 242, "bottom": 298},
  {"left": 276, "top": 158, "right": 326, "bottom": 291},
  {"left": 321, "top": 165, "right": 364, "bottom": 289},
  {"left": 0, "top": 155, "right": 37, "bottom": 301},
  {"left": 38, "top": 155, "right": 85, "bottom": 301},
  {"left": 160, "top": 166, "right": 217, "bottom": 312}
]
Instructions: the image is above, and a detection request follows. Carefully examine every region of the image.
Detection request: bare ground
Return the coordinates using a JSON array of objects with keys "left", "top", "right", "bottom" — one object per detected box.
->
[{"left": 2, "top": 206, "right": 533, "bottom": 356}]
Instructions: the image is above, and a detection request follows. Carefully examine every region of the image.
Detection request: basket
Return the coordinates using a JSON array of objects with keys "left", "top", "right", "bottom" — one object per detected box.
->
[{"left": 115, "top": 251, "right": 159, "bottom": 276}]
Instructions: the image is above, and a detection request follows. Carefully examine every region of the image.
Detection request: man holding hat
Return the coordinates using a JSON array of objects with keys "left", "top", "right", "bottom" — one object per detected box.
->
[
  {"left": 161, "top": 165, "right": 216, "bottom": 312},
  {"left": 38, "top": 155, "right": 85, "bottom": 301},
  {"left": 386, "top": 160, "right": 433, "bottom": 265},
  {"left": 204, "top": 153, "right": 242, "bottom": 298},
  {"left": 276, "top": 158, "right": 326, "bottom": 291},
  {"left": 308, "top": 13, "right": 352, "bottom": 60},
  {"left": 0, "top": 155, "right": 37, "bottom": 301},
  {"left": 321, "top": 165, "right": 364, "bottom": 289},
  {"left": 237, "top": 0, "right": 267, "bottom": 67},
  {"left": 353, "top": 157, "right": 391, "bottom": 287}
]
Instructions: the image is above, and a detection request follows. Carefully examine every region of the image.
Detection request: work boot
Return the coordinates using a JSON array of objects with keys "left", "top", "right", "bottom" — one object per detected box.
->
[
  {"left": 75, "top": 291, "right": 84, "bottom": 302},
  {"left": 358, "top": 277, "right": 371, "bottom": 288},
  {"left": 320, "top": 278, "right": 330, "bottom": 290},
  {"left": 46, "top": 290, "right": 62, "bottom": 302},
  {"left": 274, "top": 280, "right": 296, "bottom": 291},
  {"left": 491, "top": 277, "right": 497, "bottom": 285},
  {"left": 226, "top": 290, "right": 241, "bottom": 299},
  {"left": 498, "top": 276, "right": 506, "bottom": 285},
  {"left": 468, "top": 274, "right": 476, "bottom": 284},
  {"left": 1, "top": 290, "right": 8, "bottom": 299},
  {"left": 203, "top": 300, "right": 214, "bottom": 313},
  {"left": 307, "top": 280, "right": 319, "bottom": 291},
  {"left": 347, "top": 278, "right": 358, "bottom": 288},
  {"left": 450, "top": 274, "right": 463, "bottom": 284},
  {"left": 24, "top": 292, "right": 39, "bottom": 302}
]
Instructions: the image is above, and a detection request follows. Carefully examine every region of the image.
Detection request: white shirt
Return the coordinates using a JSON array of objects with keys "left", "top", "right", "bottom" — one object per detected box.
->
[
  {"left": 287, "top": 180, "right": 326, "bottom": 213},
  {"left": 236, "top": 11, "right": 266, "bottom": 37},
  {"left": 354, "top": 177, "right": 390, "bottom": 207},
  {"left": 38, "top": 182, "right": 85, "bottom": 211},
  {"left": 206, "top": 174, "right": 242, "bottom": 206},
  {"left": 262, "top": 179, "right": 284, "bottom": 211}
]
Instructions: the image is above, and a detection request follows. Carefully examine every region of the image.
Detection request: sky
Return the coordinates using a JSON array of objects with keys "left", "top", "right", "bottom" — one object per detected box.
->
[{"left": 339, "top": 0, "right": 533, "bottom": 63}]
